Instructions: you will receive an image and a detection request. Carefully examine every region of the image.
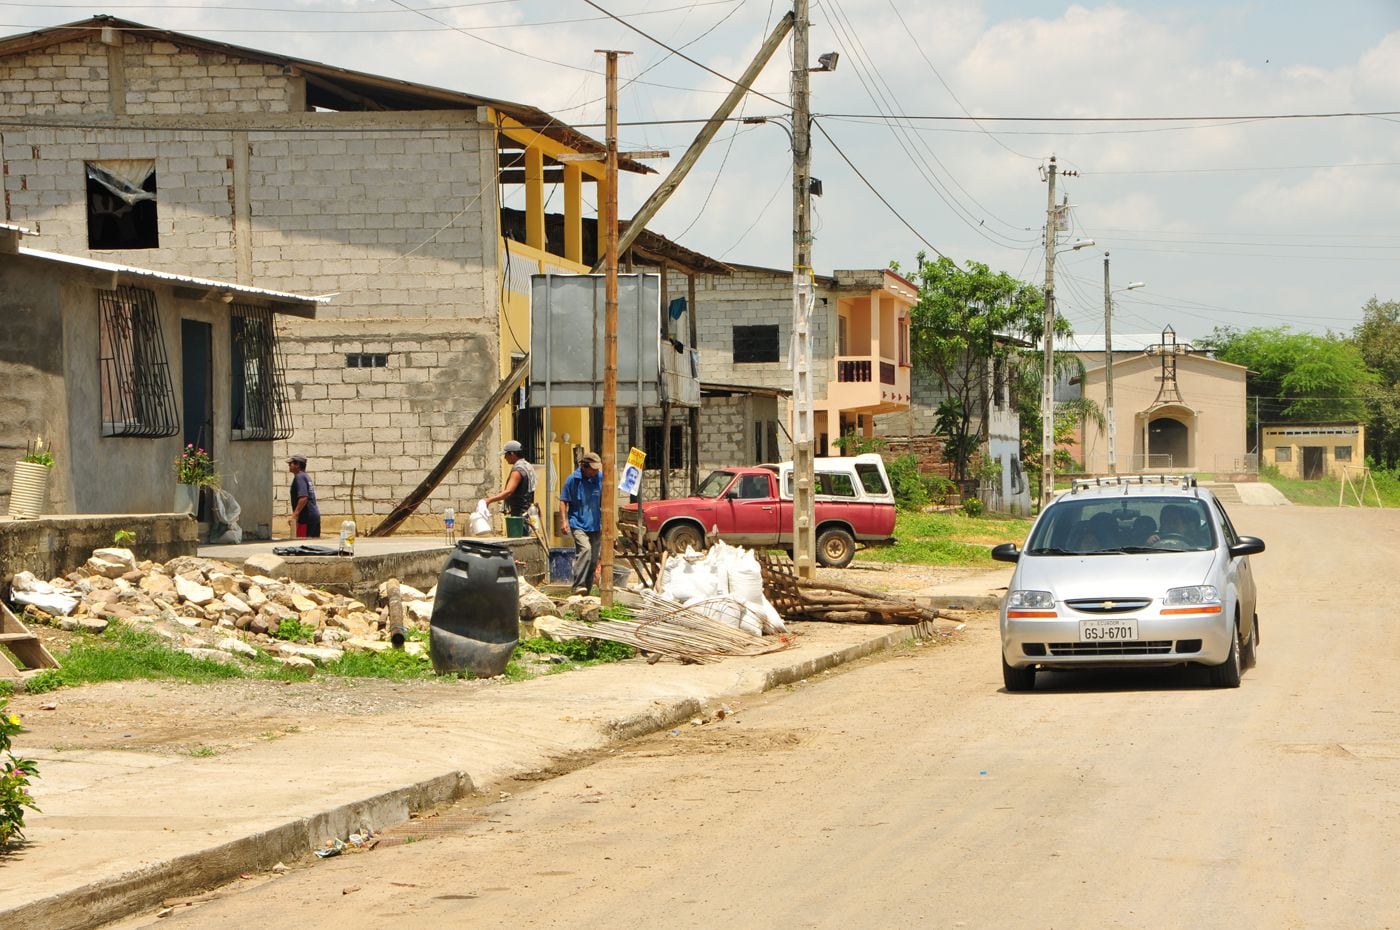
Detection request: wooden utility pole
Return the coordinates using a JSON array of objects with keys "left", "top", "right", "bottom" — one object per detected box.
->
[
  {"left": 591, "top": 14, "right": 794, "bottom": 273},
  {"left": 791, "top": 0, "right": 816, "bottom": 579},
  {"left": 598, "top": 49, "right": 628, "bottom": 606}
]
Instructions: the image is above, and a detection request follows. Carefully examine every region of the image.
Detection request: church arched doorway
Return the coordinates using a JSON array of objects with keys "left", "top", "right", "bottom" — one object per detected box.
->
[{"left": 1148, "top": 416, "right": 1189, "bottom": 468}]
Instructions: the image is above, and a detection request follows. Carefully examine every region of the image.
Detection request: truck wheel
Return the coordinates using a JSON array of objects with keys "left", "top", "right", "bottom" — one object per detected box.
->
[
  {"left": 662, "top": 523, "right": 704, "bottom": 554},
  {"left": 816, "top": 527, "right": 856, "bottom": 568}
]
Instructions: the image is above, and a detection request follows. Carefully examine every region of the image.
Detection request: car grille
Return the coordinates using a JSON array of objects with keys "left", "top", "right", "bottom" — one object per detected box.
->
[
  {"left": 1047, "top": 640, "right": 1174, "bottom": 656},
  {"left": 1063, "top": 597, "right": 1153, "bottom": 614}
]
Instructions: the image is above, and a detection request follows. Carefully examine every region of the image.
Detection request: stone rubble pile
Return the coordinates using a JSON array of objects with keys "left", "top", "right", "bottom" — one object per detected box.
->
[
  {"left": 7, "top": 547, "right": 441, "bottom": 672},
  {"left": 7, "top": 548, "right": 597, "bottom": 674}
]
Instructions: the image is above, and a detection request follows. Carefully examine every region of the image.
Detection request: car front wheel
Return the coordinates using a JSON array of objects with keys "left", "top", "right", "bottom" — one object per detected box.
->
[
  {"left": 1002, "top": 656, "right": 1035, "bottom": 692},
  {"left": 1208, "top": 619, "right": 1243, "bottom": 688},
  {"left": 816, "top": 527, "right": 856, "bottom": 568}
]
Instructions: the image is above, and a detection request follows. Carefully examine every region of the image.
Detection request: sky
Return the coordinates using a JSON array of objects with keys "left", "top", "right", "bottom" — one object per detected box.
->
[{"left": 3, "top": 0, "right": 1398, "bottom": 342}]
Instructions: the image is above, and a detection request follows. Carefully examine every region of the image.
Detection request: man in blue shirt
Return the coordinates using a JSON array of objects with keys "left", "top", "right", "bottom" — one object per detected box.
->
[
  {"left": 286, "top": 454, "right": 320, "bottom": 538},
  {"left": 559, "top": 452, "right": 603, "bottom": 595}
]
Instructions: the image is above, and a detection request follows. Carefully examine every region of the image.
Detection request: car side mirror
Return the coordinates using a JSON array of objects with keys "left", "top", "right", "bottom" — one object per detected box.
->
[
  {"left": 991, "top": 542, "right": 1021, "bottom": 563},
  {"left": 725, "top": 490, "right": 739, "bottom": 500},
  {"left": 1229, "top": 536, "right": 1265, "bottom": 558}
]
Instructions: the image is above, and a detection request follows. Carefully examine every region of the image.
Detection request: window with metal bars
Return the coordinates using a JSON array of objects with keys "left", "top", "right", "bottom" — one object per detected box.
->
[
  {"left": 98, "top": 285, "right": 179, "bottom": 438},
  {"left": 230, "top": 303, "right": 294, "bottom": 441}
]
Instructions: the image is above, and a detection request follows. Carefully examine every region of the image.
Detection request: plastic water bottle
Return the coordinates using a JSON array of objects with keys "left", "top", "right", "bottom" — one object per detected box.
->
[
  {"left": 339, "top": 519, "right": 356, "bottom": 555},
  {"left": 444, "top": 506, "right": 456, "bottom": 543}
]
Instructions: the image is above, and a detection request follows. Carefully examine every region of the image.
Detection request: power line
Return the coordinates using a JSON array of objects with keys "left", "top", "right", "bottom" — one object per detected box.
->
[
  {"left": 576, "top": 0, "right": 791, "bottom": 110},
  {"left": 816, "top": 0, "right": 1035, "bottom": 248},
  {"left": 1084, "top": 160, "right": 1400, "bottom": 176},
  {"left": 811, "top": 118, "right": 946, "bottom": 258}
]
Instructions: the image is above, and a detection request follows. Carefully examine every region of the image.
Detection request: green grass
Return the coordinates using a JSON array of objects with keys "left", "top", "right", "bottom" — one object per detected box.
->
[
  {"left": 861, "top": 510, "right": 1033, "bottom": 566},
  {"left": 1259, "top": 467, "right": 1400, "bottom": 508}
]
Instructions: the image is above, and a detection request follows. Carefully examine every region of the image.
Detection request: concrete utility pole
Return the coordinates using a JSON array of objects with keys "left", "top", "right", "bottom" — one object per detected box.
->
[
  {"left": 791, "top": 0, "right": 816, "bottom": 579},
  {"left": 1103, "top": 251, "right": 1116, "bottom": 476},
  {"left": 1040, "top": 157, "right": 1059, "bottom": 508},
  {"left": 598, "top": 48, "right": 629, "bottom": 606}
]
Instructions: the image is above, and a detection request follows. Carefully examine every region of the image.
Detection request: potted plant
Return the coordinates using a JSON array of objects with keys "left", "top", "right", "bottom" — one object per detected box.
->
[
  {"left": 173, "top": 444, "right": 218, "bottom": 515},
  {"left": 8, "top": 437, "right": 53, "bottom": 520}
]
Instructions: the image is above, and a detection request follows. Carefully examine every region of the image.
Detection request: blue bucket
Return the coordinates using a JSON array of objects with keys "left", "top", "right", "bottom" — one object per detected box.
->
[{"left": 548, "top": 547, "right": 575, "bottom": 584}]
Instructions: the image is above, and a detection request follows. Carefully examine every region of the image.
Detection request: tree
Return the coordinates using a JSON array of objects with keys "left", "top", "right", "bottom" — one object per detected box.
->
[
  {"left": 1353, "top": 298, "right": 1400, "bottom": 468},
  {"left": 901, "top": 253, "right": 1056, "bottom": 480},
  {"left": 1201, "top": 325, "right": 1374, "bottom": 434}
]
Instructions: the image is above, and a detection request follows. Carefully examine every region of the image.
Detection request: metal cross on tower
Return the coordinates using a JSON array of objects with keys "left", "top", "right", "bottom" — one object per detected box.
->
[{"left": 1144, "top": 325, "right": 1194, "bottom": 406}]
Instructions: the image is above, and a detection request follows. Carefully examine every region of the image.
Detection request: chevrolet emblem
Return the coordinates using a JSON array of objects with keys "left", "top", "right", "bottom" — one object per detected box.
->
[{"left": 1100, "top": 601, "right": 1116, "bottom": 610}]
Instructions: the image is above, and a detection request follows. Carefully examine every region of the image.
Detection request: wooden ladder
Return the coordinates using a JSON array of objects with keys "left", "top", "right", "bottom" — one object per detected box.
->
[{"left": 0, "top": 601, "right": 59, "bottom": 682}]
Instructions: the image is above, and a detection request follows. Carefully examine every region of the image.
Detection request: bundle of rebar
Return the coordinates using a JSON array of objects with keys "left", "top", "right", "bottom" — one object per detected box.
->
[{"left": 551, "top": 591, "right": 791, "bottom": 664}]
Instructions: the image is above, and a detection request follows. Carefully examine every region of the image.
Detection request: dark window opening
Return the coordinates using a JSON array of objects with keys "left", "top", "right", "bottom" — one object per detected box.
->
[
  {"left": 86, "top": 161, "right": 159, "bottom": 250},
  {"left": 733, "top": 324, "right": 779, "bottom": 364},
  {"left": 231, "top": 304, "right": 294, "bottom": 441},
  {"left": 98, "top": 285, "right": 179, "bottom": 437},
  {"left": 345, "top": 353, "right": 388, "bottom": 368},
  {"left": 644, "top": 424, "right": 684, "bottom": 470}
]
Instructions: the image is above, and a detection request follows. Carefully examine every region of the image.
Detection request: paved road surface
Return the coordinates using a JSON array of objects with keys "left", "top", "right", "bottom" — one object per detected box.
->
[{"left": 113, "top": 505, "right": 1400, "bottom": 929}]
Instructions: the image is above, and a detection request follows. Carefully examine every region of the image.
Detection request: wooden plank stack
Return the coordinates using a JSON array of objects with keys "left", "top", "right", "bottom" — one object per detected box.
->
[{"left": 757, "top": 552, "right": 940, "bottom": 625}]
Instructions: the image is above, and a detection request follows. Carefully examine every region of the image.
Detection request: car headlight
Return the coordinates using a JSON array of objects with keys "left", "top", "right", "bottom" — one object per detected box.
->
[
  {"left": 1164, "top": 585, "right": 1219, "bottom": 606},
  {"left": 1008, "top": 589, "right": 1055, "bottom": 609}
]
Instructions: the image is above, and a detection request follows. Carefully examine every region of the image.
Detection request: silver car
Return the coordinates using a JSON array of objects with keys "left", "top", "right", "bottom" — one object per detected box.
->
[{"left": 993, "top": 476, "right": 1265, "bottom": 691}]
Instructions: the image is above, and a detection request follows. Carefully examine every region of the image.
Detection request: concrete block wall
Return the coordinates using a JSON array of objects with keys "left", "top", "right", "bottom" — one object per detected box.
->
[
  {"left": 275, "top": 318, "right": 499, "bottom": 533},
  {"left": 0, "top": 37, "right": 293, "bottom": 118},
  {"left": 0, "top": 32, "right": 503, "bottom": 533},
  {"left": 689, "top": 267, "right": 833, "bottom": 393}
]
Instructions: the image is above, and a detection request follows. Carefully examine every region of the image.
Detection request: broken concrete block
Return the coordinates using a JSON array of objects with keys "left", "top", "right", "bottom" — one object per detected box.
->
[
  {"left": 243, "top": 553, "right": 286, "bottom": 578},
  {"left": 215, "top": 637, "right": 258, "bottom": 658},
  {"left": 175, "top": 575, "right": 216, "bottom": 606}
]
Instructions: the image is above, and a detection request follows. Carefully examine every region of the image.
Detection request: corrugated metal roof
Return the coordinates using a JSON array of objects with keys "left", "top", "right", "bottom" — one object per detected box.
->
[{"left": 15, "top": 246, "right": 325, "bottom": 315}]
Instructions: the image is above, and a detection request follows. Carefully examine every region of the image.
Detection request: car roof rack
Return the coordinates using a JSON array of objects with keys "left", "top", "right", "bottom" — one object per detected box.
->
[{"left": 1069, "top": 474, "right": 1197, "bottom": 493}]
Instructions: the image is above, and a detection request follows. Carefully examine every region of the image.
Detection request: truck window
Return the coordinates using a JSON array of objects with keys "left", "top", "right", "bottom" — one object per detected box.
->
[
  {"left": 816, "top": 472, "right": 857, "bottom": 497},
  {"left": 736, "top": 474, "right": 772, "bottom": 499},
  {"left": 855, "top": 463, "right": 887, "bottom": 495}
]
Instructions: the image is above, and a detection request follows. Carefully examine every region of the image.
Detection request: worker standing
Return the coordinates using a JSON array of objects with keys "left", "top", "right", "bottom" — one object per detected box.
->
[
  {"left": 485, "top": 440, "right": 536, "bottom": 516},
  {"left": 286, "top": 454, "right": 321, "bottom": 538},
  {"left": 559, "top": 452, "right": 603, "bottom": 595}
]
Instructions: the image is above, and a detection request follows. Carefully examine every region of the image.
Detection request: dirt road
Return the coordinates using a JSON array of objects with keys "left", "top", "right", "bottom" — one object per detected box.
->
[{"left": 111, "top": 505, "right": 1400, "bottom": 928}]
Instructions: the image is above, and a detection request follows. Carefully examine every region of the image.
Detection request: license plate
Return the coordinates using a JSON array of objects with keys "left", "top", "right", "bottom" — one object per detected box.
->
[{"left": 1079, "top": 618, "right": 1138, "bottom": 642}]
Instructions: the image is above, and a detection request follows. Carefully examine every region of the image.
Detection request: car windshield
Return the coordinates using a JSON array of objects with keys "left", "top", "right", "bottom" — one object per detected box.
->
[
  {"left": 695, "top": 470, "right": 737, "bottom": 499},
  {"left": 1026, "top": 496, "right": 1216, "bottom": 555}
]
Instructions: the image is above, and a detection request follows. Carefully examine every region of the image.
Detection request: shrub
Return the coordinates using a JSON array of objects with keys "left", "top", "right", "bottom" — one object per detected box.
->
[
  {"left": 0, "top": 697, "right": 40, "bottom": 847},
  {"left": 886, "top": 454, "right": 929, "bottom": 509},
  {"left": 962, "top": 497, "right": 985, "bottom": 517}
]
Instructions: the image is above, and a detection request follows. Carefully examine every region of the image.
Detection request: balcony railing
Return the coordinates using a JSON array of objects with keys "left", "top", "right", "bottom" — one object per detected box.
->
[{"left": 836, "top": 359, "right": 872, "bottom": 383}]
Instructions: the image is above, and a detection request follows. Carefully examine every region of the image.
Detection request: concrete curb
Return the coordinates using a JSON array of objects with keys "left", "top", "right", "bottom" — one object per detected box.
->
[
  {"left": 6, "top": 624, "right": 935, "bottom": 930},
  {"left": 918, "top": 594, "right": 1003, "bottom": 611},
  {"left": 8, "top": 771, "right": 475, "bottom": 930}
]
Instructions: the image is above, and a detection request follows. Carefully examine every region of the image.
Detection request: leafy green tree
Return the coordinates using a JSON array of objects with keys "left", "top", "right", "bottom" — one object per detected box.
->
[
  {"left": 1201, "top": 325, "right": 1374, "bottom": 433},
  {"left": 1353, "top": 298, "right": 1400, "bottom": 468},
  {"left": 900, "top": 254, "right": 1056, "bottom": 480}
]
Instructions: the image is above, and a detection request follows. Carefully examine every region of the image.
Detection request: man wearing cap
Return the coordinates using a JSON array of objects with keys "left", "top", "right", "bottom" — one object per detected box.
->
[
  {"left": 286, "top": 454, "right": 321, "bottom": 538},
  {"left": 559, "top": 452, "right": 603, "bottom": 595},
  {"left": 485, "top": 440, "right": 537, "bottom": 516}
]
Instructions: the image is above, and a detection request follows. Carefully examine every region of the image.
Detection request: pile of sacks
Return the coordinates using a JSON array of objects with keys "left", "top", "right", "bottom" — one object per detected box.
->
[
  {"left": 654, "top": 541, "right": 786, "bottom": 637},
  {"left": 5, "top": 547, "right": 440, "bottom": 671}
]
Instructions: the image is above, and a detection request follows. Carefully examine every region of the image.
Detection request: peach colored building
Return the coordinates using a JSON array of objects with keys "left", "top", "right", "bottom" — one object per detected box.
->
[
  {"left": 1076, "top": 352, "right": 1249, "bottom": 474},
  {"left": 1261, "top": 422, "right": 1365, "bottom": 480}
]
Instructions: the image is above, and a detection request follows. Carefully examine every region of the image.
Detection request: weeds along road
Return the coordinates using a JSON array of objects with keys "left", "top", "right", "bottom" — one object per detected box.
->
[{"left": 115, "top": 505, "right": 1400, "bottom": 930}]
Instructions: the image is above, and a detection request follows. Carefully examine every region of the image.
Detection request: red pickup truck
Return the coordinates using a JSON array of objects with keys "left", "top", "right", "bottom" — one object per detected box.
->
[{"left": 625, "top": 454, "right": 897, "bottom": 568}]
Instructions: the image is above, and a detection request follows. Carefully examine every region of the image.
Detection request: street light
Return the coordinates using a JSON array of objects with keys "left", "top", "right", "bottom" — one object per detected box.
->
[
  {"left": 1041, "top": 237, "right": 1094, "bottom": 507},
  {"left": 1102, "top": 253, "right": 1144, "bottom": 474}
]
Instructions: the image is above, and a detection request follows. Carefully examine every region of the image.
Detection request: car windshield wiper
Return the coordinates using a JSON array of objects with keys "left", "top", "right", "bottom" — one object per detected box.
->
[
  {"left": 1026, "top": 547, "right": 1078, "bottom": 556},
  {"left": 1115, "top": 546, "right": 1160, "bottom": 553}
]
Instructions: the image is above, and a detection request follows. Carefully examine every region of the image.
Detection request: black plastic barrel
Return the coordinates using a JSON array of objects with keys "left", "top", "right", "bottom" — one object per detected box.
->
[{"left": 429, "top": 540, "right": 519, "bottom": 678}]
